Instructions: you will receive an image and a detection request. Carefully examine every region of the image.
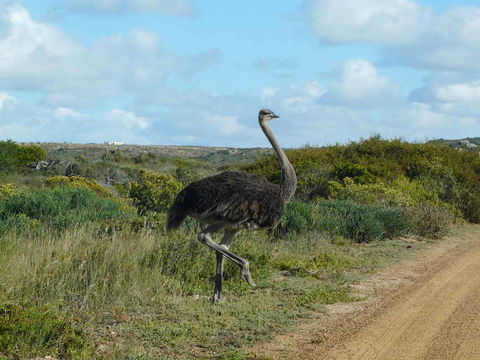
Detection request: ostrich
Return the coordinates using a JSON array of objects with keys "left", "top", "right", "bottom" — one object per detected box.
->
[{"left": 167, "top": 109, "right": 297, "bottom": 302}]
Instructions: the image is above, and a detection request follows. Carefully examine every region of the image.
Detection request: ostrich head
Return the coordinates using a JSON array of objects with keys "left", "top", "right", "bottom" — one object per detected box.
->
[{"left": 258, "top": 109, "right": 279, "bottom": 123}]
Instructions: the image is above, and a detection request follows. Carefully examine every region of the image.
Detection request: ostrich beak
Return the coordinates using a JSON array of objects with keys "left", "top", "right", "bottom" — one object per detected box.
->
[{"left": 271, "top": 113, "right": 280, "bottom": 119}]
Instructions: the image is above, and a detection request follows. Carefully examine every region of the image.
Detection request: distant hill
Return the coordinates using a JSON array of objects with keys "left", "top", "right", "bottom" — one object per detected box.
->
[
  {"left": 429, "top": 138, "right": 480, "bottom": 151},
  {"left": 21, "top": 142, "right": 272, "bottom": 166}
]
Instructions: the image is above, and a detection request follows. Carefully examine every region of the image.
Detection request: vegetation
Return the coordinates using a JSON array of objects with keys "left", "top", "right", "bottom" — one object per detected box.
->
[
  {"left": 0, "top": 140, "right": 47, "bottom": 172},
  {"left": 128, "top": 171, "right": 183, "bottom": 214},
  {"left": 0, "top": 187, "right": 132, "bottom": 234},
  {"left": 276, "top": 200, "right": 411, "bottom": 242},
  {"left": 0, "top": 184, "right": 17, "bottom": 199},
  {"left": 0, "top": 136, "right": 475, "bottom": 358},
  {"left": 244, "top": 136, "right": 477, "bottom": 222},
  {"left": 0, "top": 304, "right": 92, "bottom": 359}
]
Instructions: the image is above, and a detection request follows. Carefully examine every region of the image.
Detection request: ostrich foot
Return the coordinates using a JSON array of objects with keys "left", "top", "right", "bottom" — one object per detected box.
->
[
  {"left": 212, "top": 293, "right": 225, "bottom": 303},
  {"left": 241, "top": 262, "right": 256, "bottom": 287}
]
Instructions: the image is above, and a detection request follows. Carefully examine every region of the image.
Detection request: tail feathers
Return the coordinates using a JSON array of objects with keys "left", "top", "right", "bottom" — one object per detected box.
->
[
  {"left": 166, "top": 207, "right": 186, "bottom": 231},
  {"left": 166, "top": 191, "right": 187, "bottom": 231}
]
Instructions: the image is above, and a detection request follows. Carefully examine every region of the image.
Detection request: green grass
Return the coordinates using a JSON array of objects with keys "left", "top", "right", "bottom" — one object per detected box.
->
[
  {"left": 0, "top": 222, "right": 425, "bottom": 359},
  {"left": 0, "top": 303, "right": 93, "bottom": 359}
]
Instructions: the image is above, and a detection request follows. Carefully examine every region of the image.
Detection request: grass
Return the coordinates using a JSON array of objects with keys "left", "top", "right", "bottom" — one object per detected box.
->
[
  {"left": 0, "top": 222, "right": 427, "bottom": 359},
  {"left": 0, "top": 303, "right": 93, "bottom": 359}
]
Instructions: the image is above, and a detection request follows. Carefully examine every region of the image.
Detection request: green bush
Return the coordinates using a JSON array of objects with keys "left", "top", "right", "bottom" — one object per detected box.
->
[
  {"left": 243, "top": 136, "right": 480, "bottom": 222},
  {"left": 333, "top": 162, "right": 377, "bottom": 184},
  {"left": 0, "top": 140, "right": 18, "bottom": 171},
  {"left": 128, "top": 171, "right": 183, "bottom": 215},
  {"left": 276, "top": 200, "right": 410, "bottom": 243},
  {"left": 0, "top": 213, "right": 41, "bottom": 235},
  {"left": 0, "top": 187, "right": 132, "bottom": 230},
  {"left": 16, "top": 144, "right": 48, "bottom": 167},
  {"left": 316, "top": 200, "right": 387, "bottom": 243},
  {"left": 294, "top": 161, "right": 332, "bottom": 200},
  {"left": 45, "top": 175, "right": 115, "bottom": 199},
  {"left": 44, "top": 175, "right": 132, "bottom": 211},
  {"left": 328, "top": 176, "right": 443, "bottom": 208},
  {"left": 275, "top": 200, "right": 315, "bottom": 235},
  {"left": 0, "top": 303, "right": 93, "bottom": 359},
  {"left": 0, "top": 140, "right": 47, "bottom": 172}
]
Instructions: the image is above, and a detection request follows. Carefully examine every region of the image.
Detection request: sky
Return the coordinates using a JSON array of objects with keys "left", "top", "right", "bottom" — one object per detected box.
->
[{"left": 1, "top": 0, "right": 480, "bottom": 147}]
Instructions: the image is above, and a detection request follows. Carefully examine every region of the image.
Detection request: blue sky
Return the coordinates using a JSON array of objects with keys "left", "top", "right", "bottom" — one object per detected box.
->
[{"left": 1, "top": 0, "right": 480, "bottom": 147}]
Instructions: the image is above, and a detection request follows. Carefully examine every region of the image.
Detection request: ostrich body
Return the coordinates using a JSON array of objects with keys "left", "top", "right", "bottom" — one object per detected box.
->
[{"left": 167, "top": 109, "right": 297, "bottom": 301}]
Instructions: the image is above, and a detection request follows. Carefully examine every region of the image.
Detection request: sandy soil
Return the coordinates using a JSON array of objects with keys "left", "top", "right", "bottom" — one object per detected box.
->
[{"left": 250, "top": 226, "right": 480, "bottom": 360}]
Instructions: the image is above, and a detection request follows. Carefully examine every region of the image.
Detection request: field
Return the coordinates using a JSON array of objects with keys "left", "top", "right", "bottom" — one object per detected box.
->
[{"left": 1, "top": 136, "right": 479, "bottom": 359}]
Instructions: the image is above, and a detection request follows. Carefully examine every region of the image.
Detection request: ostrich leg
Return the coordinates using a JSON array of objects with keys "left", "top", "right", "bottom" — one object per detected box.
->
[
  {"left": 213, "top": 230, "right": 237, "bottom": 302},
  {"left": 198, "top": 223, "right": 256, "bottom": 288}
]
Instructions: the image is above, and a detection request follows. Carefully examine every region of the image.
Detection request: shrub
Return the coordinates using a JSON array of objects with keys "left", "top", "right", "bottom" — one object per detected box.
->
[
  {"left": 128, "top": 171, "right": 183, "bottom": 215},
  {"left": 0, "top": 140, "right": 47, "bottom": 172},
  {"left": 16, "top": 144, "right": 48, "bottom": 167},
  {"left": 242, "top": 136, "right": 480, "bottom": 222},
  {"left": 0, "top": 303, "right": 93, "bottom": 359},
  {"left": 276, "top": 200, "right": 409, "bottom": 243},
  {"left": 328, "top": 177, "right": 442, "bottom": 208},
  {"left": 44, "top": 175, "right": 131, "bottom": 210},
  {"left": 316, "top": 200, "right": 386, "bottom": 243},
  {"left": 45, "top": 175, "right": 113, "bottom": 198},
  {"left": 102, "top": 149, "right": 127, "bottom": 163},
  {"left": 0, "top": 187, "right": 132, "bottom": 230},
  {"left": 333, "top": 162, "right": 377, "bottom": 184},
  {"left": 0, "top": 184, "right": 17, "bottom": 199},
  {"left": 406, "top": 203, "right": 455, "bottom": 238},
  {"left": 0, "top": 140, "right": 19, "bottom": 171},
  {"left": 275, "top": 200, "right": 315, "bottom": 235},
  {"left": 0, "top": 213, "right": 41, "bottom": 235},
  {"left": 176, "top": 165, "right": 198, "bottom": 185},
  {"left": 295, "top": 161, "right": 332, "bottom": 200}
]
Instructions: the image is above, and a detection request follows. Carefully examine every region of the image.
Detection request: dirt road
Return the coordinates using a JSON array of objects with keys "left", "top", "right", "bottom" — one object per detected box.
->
[{"left": 251, "top": 226, "right": 480, "bottom": 360}]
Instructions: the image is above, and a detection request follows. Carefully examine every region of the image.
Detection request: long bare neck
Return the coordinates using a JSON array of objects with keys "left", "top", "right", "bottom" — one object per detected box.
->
[{"left": 259, "top": 119, "right": 297, "bottom": 201}]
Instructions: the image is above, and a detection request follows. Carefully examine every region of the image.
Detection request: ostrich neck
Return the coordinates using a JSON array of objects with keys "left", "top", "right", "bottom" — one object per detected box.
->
[{"left": 260, "top": 120, "right": 297, "bottom": 201}]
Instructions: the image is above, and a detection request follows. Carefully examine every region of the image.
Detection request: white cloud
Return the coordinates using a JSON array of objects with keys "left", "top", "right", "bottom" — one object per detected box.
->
[
  {"left": 0, "top": 102, "right": 154, "bottom": 144},
  {"left": 54, "top": 107, "right": 87, "bottom": 118},
  {"left": 0, "top": 4, "right": 82, "bottom": 91},
  {"left": 318, "top": 60, "right": 401, "bottom": 107},
  {"left": 66, "top": 0, "right": 195, "bottom": 16},
  {"left": 306, "top": 0, "right": 429, "bottom": 45},
  {"left": 203, "top": 114, "right": 243, "bottom": 135},
  {"left": 106, "top": 109, "right": 149, "bottom": 130},
  {"left": 435, "top": 82, "right": 480, "bottom": 102},
  {"left": 409, "top": 78, "right": 480, "bottom": 117},
  {"left": 0, "top": 92, "right": 18, "bottom": 109},
  {"left": 0, "top": 5, "right": 215, "bottom": 107},
  {"left": 332, "top": 60, "right": 396, "bottom": 100},
  {"left": 405, "top": 102, "right": 478, "bottom": 136},
  {"left": 387, "top": 7, "right": 480, "bottom": 71},
  {"left": 307, "top": 1, "right": 480, "bottom": 72},
  {"left": 304, "top": 81, "right": 324, "bottom": 98},
  {"left": 280, "top": 82, "right": 326, "bottom": 113},
  {"left": 260, "top": 87, "right": 278, "bottom": 102}
]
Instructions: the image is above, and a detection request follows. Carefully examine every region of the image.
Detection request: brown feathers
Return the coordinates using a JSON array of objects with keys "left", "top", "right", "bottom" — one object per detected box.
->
[{"left": 166, "top": 171, "right": 286, "bottom": 230}]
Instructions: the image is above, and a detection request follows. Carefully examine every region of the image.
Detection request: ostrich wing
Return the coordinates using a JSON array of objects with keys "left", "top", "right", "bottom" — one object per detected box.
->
[{"left": 181, "top": 171, "right": 285, "bottom": 228}]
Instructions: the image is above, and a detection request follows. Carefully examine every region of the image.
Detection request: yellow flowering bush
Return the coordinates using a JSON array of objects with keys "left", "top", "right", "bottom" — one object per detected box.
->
[
  {"left": 0, "top": 184, "right": 18, "bottom": 199},
  {"left": 128, "top": 171, "right": 183, "bottom": 214}
]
